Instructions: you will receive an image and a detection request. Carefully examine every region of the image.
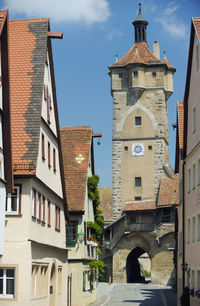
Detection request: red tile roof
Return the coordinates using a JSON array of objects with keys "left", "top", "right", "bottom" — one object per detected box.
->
[
  {"left": 193, "top": 17, "right": 200, "bottom": 40},
  {"left": 9, "top": 18, "right": 49, "bottom": 175},
  {"left": 123, "top": 200, "right": 156, "bottom": 211},
  {"left": 109, "top": 42, "right": 175, "bottom": 71},
  {"left": 157, "top": 176, "right": 179, "bottom": 206},
  {"left": 0, "top": 9, "right": 7, "bottom": 36},
  {"left": 60, "top": 126, "right": 92, "bottom": 212},
  {"left": 177, "top": 102, "right": 184, "bottom": 150}
]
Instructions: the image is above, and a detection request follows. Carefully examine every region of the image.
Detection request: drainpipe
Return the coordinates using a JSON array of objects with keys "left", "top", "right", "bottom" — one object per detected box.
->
[{"left": 182, "top": 160, "right": 185, "bottom": 291}]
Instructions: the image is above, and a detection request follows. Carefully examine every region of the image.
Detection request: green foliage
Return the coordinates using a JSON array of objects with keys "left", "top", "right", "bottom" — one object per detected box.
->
[
  {"left": 96, "top": 247, "right": 102, "bottom": 255},
  {"left": 87, "top": 221, "right": 102, "bottom": 241},
  {"left": 89, "top": 260, "right": 105, "bottom": 282},
  {"left": 180, "top": 287, "right": 190, "bottom": 306},
  {"left": 144, "top": 270, "right": 151, "bottom": 277},
  {"left": 88, "top": 175, "right": 100, "bottom": 213}
]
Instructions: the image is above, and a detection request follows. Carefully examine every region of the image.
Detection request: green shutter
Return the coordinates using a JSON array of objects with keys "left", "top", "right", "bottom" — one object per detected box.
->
[
  {"left": 83, "top": 271, "right": 85, "bottom": 291},
  {"left": 90, "top": 270, "right": 94, "bottom": 291}
]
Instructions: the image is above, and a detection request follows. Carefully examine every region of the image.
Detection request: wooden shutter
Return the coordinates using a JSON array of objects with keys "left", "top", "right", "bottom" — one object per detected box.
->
[
  {"left": 48, "top": 201, "right": 51, "bottom": 226},
  {"left": 48, "top": 142, "right": 51, "bottom": 167},
  {"left": 53, "top": 148, "right": 56, "bottom": 171},
  {"left": 42, "top": 134, "right": 45, "bottom": 159},
  {"left": 43, "top": 196, "right": 45, "bottom": 223},
  {"left": 34, "top": 190, "right": 37, "bottom": 218},
  {"left": 39, "top": 193, "right": 41, "bottom": 220},
  {"left": 84, "top": 221, "right": 86, "bottom": 244}
]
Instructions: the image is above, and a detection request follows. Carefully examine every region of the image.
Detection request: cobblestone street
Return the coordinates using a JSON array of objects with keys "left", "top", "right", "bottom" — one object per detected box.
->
[{"left": 92, "top": 282, "right": 177, "bottom": 306}]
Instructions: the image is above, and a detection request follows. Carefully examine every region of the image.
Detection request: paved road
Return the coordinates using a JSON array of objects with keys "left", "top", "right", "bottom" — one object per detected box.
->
[{"left": 91, "top": 282, "right": 177, "bottom": 306}]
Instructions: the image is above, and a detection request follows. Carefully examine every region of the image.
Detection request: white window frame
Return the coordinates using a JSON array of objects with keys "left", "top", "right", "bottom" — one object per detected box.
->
[
  {"left": 192, "top": 164, "right": 196, "bottom": 190},
  {"left": 0, "top": 268, "right": 15, "bottom": 298},
  {"left": 188, "top": 169, "right": 191, "bottom": 193},
  {"left": 193, "top": 106, "right": 196, "bottom": 134},
  {"left": 6, "top": 186, "right": 20, "bottom": 215}
]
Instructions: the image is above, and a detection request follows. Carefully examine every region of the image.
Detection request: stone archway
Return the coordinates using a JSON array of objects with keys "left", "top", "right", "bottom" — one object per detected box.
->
[{"left": 126, "top": 247, "right": 150, "bottom": 283}]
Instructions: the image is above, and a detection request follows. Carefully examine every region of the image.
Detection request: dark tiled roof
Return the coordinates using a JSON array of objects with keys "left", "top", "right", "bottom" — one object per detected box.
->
[
  {"left": 157, "top": 176, "right": 179, "bottom": 206},
  {"left": 60, "top": 127, "right": 92, "bottom": 212},
  {"left": 193, "top": 17, "right": 200, "bottom": 40},
  {"left": 177, "top": 102, "right": 184, "bottom": 150},
  {"left": 9, "top": 18, "right": 49, "bottom": 174},
  {"left": 123, "top": 200, "right": 156, "bottom": 211},
  {"left": 109, "top": 41, "right": 175, "bottom": 72}
]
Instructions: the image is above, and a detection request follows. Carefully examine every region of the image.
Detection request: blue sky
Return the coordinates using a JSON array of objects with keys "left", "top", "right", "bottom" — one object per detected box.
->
[{"left": 1, "top": 0, "right": 200, "bottom": 186}]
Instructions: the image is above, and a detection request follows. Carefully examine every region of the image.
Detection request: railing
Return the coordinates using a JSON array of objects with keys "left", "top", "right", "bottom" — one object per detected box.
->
[
  {"left": 13, "top": 163, "right": 36, "bottom": 171},
  {"left": 126, "top": 222, "right": 156, "bottom": 232}
]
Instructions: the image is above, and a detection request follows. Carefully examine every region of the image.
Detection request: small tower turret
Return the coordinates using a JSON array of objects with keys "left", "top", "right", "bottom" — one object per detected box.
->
[{"left": 132, "top": 3, "right": 148, "bottom": 42}]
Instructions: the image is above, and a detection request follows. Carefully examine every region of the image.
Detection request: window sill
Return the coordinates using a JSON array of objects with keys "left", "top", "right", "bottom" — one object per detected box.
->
[{"left": 6, "top": 213, "right": 22, "bottom": 217}]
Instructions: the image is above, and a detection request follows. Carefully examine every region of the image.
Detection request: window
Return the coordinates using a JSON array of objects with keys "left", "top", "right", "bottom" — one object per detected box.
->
[
  {"left": 135, "top": 197, "right": 141, "bottom": 201},
  {"left": 0, "top": 268, "right": 15, "bottom": 298},
  {"left": 187, "top": 218, "right": 190, "bottom": 244},
  {"left": 55, "top": 206, "right": 60, "bottom": 231},
  {"left": 119, "top": 73, "right": 123, "bottom": 79},
  {"left": 42, "top": 196, "right": 45, "bottom": 223},
  {"left": 42, "top": 134, "right": 45, "bottom": 160},
  {"left": 148, "top": 145, "right": 152, "bottom": 150},
  {"left": 192, "top": 164, "right": 196, "bottom": 189},
  {"left": 188, "top": 169, "right": 191, "bottom": 193},
  {"left": 152, "top": 72, "right": 156, "bottom": 77},
  {"left": 36, "top": 193, "right": 40, "bottom": 219},
  {"left": 38, "top": 193, "right": 42, "bottom": 221},
  {"left": 47, "top": 95, "right": 51, "bottom": 123},
  {"left": 192, "top": 217, "right": 195, "bottom": 242},
  {"left": 133, "top": 71, "right": 138, "bottom": 77},
  {"left": 198, "top": 215, "right": 200, "bottom": 241},
  {"left": 198, "top": 160, "right": 200, "bottom": 185},
  {"left": 6, "top": 186, "right": 21, "bottom": 215},
  {"left": 191, "top": 270, "right": 195, "bottom": 289},
  {"left": 135, "top": 116, "right": 141, "bottom": 126},
  {"left": 32, "top": 265, "right": 48, "bottom": 298},
  {"left": 48, "top": 142, "right": 51, "bottom": 168},
  {"left": 53, "top": 148, "right": 56, "bottom": 172},
  {"left": 162, "top": 208, "right": 171, "bottom": 223},
  {"left": 66, "top": 221, "right": 78, "bottom": 246},
  {"left": 124, "top": 146, "right": 128, "bottom": 151},
  {"left": 48, "top": 201, "right": 51, "bottom": 226},
  {"left": 135, "top": 177, "right": 141, "bottom": 186},
  {"left": 193, "top": 107, "right": 196, "bottom": 134},
  {"left": 196, "top": 45, "right": 199, "bottom": 72},
  {"left": 32, "top": 189, "right": 37, "bottom": 218},
  {"left": 58, "top": 267, "right": 62, "bottom": 294},
  {"left": 32, "top": 265, "right": 38, "bottom": 297}
]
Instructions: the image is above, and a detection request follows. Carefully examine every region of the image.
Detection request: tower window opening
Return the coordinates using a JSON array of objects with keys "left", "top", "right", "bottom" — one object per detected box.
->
[
  {"left": 135, "top": 177, "right": 141, "bottom": 186},
  {"left": 133, "top": 71, "right": 138, "bottom": 77},
  {"left": 148, "top": 145, "right": 152, "bottom": 150},
  {"left": 119, "top": 73, "right": 123, "bottom": 79},
  {"left": 152, "top": 72, "right": 156, "bottom": 77},
  {"left": 135, "top": 116, "right": 141, "bottom": 126},
  {"left": 135, "top": 196, "right": 141, "bottom": 201},
  {"left": 124, "top": 146, "right": 128, "bottom": 151}
]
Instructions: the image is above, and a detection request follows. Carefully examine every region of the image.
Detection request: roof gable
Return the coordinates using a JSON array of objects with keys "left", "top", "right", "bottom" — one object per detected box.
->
[
  {"left": 60, "top": 126, "right": 93, "bottom": 212},
  {"left": 9, "top": 18, "right": 49, "bottom": 174}
]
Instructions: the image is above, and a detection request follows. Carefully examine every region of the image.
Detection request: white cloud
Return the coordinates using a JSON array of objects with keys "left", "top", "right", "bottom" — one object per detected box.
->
[
  {"left": 107, "top": 29, "right": 123, "bottom": 40},
  {"left": 2, "top": 0, "right": 110, "bottom": 25},
  {"left": 156, "top": 2, "right": 187, "bottom": 39}
]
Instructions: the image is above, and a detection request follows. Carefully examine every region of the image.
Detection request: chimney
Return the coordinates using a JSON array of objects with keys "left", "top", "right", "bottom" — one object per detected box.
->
[{"left": 153, "top": 41, "right": 160, "bottom": 60}]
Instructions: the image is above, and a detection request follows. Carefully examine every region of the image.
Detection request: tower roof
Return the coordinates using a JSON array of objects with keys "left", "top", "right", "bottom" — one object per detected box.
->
[{"left": 133, "top": 3, "right": 148, "bottom": 24}]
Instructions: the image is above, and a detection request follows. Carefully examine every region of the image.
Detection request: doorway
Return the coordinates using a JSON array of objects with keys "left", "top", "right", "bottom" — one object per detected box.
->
[
  {"left": 126, "top": 247, "right": 151, "bottom": 283},
  {"left": 50, "top": 263, "right": 56, "bottom": 306}
]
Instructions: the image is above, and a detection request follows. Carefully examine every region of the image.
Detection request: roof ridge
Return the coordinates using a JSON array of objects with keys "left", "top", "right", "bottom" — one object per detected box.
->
[{"left": 9, "top": 17, "right": 49, "bottom": 23}]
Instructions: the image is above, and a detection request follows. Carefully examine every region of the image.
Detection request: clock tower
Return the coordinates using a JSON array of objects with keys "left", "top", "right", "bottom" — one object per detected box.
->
[{"left": 109, "top": 3, "right": 176, "bottom": 220}]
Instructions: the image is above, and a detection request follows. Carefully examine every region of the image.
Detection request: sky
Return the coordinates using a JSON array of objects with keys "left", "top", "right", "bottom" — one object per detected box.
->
[{"left": 1, "top": 0, "right": 200, "bottom": 187}]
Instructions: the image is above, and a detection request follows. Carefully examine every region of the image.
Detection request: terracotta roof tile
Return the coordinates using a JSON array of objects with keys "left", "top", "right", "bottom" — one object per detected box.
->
[
  {"left": 193, "top": 17, "right": 200, "bottom": 40},
  {"left": 109, "top": 41, "right": 175, "bottom": 72},
  {"left": 177, "top": 101, "right": 184, "bottom": 150},
  {"left": 0, "top": 10, "right": 8, "bottom": 36},
  {"left": 9, "top": 18, "right": 49, "bottom": 175},
  {"left": 157, "top": 176, "right": 179, "bottom": 206},
  {"left": 60, "top": 126, "right": 92, "bottom": 212},
  {"left": 123, "top": 200, "right": 156, "bottom": 211},
  {"left": 161, "top": 57, "right": 176, "bottom": 70}
]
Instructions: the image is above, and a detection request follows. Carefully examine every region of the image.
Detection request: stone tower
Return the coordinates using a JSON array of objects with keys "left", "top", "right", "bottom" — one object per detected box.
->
[{"left": 109, "top": 4, "right": 176, "bottom": 220}]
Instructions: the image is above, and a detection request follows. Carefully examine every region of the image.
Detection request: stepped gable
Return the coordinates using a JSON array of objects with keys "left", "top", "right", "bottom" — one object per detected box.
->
[
  {"left": 157, "top": 176, "right": 179, "bottom": 207},
  {"left": 0, "top": 9, "right": 7, "bottom": 36},
  {"left": 9, "top": 18, "right": 49, "bottom": 175},
  {"left": 60, "top": 126, "right": 92, "bottom": 213},
  {"left": 123, "top": 200, "right": 156, "bottom": 211},
  {"left": 177, "top": 102, "right": 184, "bottom": 150},
  {"left": 193, "top": 17, "right": 200, "bottom": 38}
]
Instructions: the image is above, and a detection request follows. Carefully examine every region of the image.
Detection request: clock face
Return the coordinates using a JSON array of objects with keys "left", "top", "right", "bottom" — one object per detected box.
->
[{"left": 132, "top": 143, "right": 144, "bottom": 156}]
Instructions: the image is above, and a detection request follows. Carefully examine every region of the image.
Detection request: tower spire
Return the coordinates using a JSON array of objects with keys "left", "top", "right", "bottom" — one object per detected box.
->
[{"left": 132, "top": 3, "right": 148, "bottom": 43}]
